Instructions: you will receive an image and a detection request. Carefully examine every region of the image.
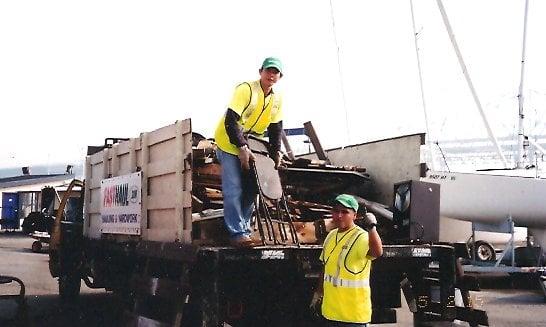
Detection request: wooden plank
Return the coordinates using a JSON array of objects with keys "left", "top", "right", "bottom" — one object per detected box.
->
[
  {"left": 182, "top": 126, "right": 192, "bottom": 190},
  {"left": 88, "top": 179, "right": 101, "bottom": 190},
  {"left": 102, "top": 148, "right": 110, "bottom": 179},
  {"left": 83, "top": 157, "right": 92, "bottom": 235},
  {"left": 88, "top": 213, "right": 102, "bottom": 239},
  {"left": 147, "top": 191, "right": 191, "bottom": 211},
  {"left": 90, "top": 163, "right": 103, "bottom": 184},
  {"left": 178, "top": 118, "right": 192, "bottom": 135},
  {"left": 117, "top": 153, "right": 132, "bottom": 175},
  {"left": 173, "top": 119, "right": 193, "bottom": 243},
  {"left": 147, "top": 209, "right": 176, "bottom": 229},
  {"left": 181, "top": 121, "right": 193, "bottom": 243},
  {"left": 111, "top": 143, "right": 119, "bottom": 177},
  {"left": 140, "top": 132, "right": 150, "bottom": 239},
  {"left": 304, "top": 121, "right": 330, "bottom": 164},
  {"left": 116, "top": 139, "right": 131, "bottom": 156},
  {"left": 193, "top": 163, "right": 222, "bottom": 183},
  {"left": 175, "top": 120, "right": 186, "bottom": 243},
  {"left": 88, "top": 201, "right": 101, "bottom": 215},
  {"left": 146, "top": 229, "right": 179, "bottom": 242},
  {"left": 147, "top": 208, "right": 179, "bottom": 242},
  {"left": 89, "top": 188, "right": 101, "bottom": 207},
  {"left": 292, "top": 222, "right": 318, "bottom": 244},
  {"left": 281, "top": 130, "right": 295, "bottom": 160},
  {"left": 182, "top": 191, "right": 192, "bottom": 208},
  {"left": 149, "top": 138, "right": 178, "bottom": 163},
  {"left": 147, "top": 195, "right": 175, "bottom": 210},
  {"left": 148, "top": 174, "right": 177, "bottom": 195},
  {"left": 148, "top": 159, "right": 176, "bottom": 178},
  {"left": 129, "top": 138, "right": 137, "bottom": 173},
  {"left": 147, "top": 123, "right": 176, "bottom": 147},
  {"left": 89, "top": 148, "right": 109, "bottom": 238},
  {"left": 89, "top": 152, "right": 105, "bottom": 165}
]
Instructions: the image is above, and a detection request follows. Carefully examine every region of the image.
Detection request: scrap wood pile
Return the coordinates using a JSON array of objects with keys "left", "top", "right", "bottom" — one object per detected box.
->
[{"left": 191, "top": 134, "right": 381, "bottom": 245}]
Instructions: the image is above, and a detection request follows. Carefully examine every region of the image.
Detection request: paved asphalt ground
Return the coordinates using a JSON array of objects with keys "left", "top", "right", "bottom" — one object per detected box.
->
[{"left": 1, "top": 232, "right": 545, "bottom": 327}]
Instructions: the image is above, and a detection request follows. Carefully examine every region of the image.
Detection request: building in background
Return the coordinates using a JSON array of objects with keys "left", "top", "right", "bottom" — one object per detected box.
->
[{"left": 0, "top": 167, "right": 74, "bottom": 231}]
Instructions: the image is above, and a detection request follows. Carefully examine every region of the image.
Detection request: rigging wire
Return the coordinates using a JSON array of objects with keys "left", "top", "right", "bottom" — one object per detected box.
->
[
  {"left": 409, "top": 0, "right": 436, "bottom": 170},
  {"left": 435, "top": 141, "right": 451, "bottom": 172},
  {"left": 328, "top": 0, "right": 350, "bottom": 145}
]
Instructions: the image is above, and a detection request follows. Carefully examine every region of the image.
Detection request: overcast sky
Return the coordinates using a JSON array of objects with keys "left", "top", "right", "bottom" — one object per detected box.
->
[{"left": 1, "top": 0, "right": 545, "bottom": 169}]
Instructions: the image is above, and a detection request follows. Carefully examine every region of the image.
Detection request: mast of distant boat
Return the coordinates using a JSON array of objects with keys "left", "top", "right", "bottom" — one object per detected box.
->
[
  {"left": 516, "top": 0, "right": 530, "bottom": 169},
  {"left": 409, "top": 0, "right": 436, "bottom": 170}
]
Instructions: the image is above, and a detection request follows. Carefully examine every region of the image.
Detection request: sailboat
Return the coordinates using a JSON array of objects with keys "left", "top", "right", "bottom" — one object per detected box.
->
[{"left": 417, "top": 0, "right": 546, "bottom": 259}]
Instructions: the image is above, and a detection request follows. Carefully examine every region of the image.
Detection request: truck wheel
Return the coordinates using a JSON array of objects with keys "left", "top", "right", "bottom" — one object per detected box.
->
[
  {"left": 473, "top": 241, "right": 495, "bottom": 262},
  {"left": 31, "top": 241, "right": 42, "bottom": 253},
  {"left": 59, "top": 274, "right": 81, "bottom": 303}
]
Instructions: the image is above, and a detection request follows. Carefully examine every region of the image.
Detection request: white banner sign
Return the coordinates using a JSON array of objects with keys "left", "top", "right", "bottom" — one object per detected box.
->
[{"left": 100, "top": 172, "right": 142, "bottom": 235}]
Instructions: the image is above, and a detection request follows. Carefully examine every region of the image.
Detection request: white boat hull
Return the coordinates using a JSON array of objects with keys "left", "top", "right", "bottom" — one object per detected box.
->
[
  {"left": 423, "top": 171, "right": 546, "bottom": 228},
  {"left": 423, "top": 171, "right": 546, "bottom": 253}
]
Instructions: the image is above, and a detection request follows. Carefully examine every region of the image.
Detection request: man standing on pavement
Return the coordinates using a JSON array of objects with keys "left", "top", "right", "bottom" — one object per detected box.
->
[
  {"left": 311, "top": 194, "right": 383, "bottom": 326},
  {"left": 214, "top": 57, "right": 284, "bottom": 248}
]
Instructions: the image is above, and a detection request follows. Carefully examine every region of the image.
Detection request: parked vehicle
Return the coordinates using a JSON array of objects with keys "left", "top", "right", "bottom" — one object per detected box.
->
[{"left": 48, "top": 119, "right": 488, "bottom": 326}]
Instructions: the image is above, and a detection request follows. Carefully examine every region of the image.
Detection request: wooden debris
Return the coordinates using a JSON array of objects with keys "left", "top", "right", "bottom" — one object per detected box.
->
[{"left": 189, "top": 132, "right": 383, "bottom": 246}]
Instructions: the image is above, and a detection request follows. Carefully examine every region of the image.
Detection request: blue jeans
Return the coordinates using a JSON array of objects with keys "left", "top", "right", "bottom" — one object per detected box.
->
[{"left": 216, "top": 148, "right": 256, "bottom": 239}]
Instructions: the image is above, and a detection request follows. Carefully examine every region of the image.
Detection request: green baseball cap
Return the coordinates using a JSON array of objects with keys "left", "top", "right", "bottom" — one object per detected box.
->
[
  {"left": 261, "top": 57, "right": 283, "bottom": 74},
  {"left": 334, "top": 194, "right": 359, "bottom": 212}
]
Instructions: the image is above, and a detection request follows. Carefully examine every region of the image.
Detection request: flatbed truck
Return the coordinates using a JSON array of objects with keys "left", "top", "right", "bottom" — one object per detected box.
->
[{"left": 48, "top": 119, "right": 488, "bottom": 326}]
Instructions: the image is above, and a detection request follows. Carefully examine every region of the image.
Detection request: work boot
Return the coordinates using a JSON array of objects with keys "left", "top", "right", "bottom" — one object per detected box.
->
[{"left": 230, "top": 235, "right": 258, "bottom": 248}]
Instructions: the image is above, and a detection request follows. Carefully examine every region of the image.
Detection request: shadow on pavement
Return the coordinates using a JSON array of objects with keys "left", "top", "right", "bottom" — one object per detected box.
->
[{"left": 1, "top": 293, "right": 123, "bottom": 327}]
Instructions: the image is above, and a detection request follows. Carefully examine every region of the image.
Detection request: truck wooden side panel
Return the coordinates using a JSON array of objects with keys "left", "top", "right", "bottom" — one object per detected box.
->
[{"left": 83, "top": 119, "right": 193, "bottom": 243}]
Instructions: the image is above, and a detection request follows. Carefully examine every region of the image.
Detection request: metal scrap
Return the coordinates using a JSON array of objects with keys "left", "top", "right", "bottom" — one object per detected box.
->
[{"left": 192, "top": 142, "right": 372, "bottom": 213}]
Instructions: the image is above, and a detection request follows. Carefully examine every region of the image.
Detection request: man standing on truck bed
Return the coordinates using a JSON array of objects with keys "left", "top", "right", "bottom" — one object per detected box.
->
[
  {"left": 214, "top": 57, "right": 284, "bottom": 248},
  {"left": 311, "top": 194, "right": 383, "bottom": 326}
]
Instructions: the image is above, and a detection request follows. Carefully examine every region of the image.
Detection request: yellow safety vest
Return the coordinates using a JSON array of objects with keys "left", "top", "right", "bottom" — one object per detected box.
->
[
  {"left": 215, "top": 80, "right": 282, "bottom": 155},
  {"left": 320, "top": 226, "right": 373, "bottom": 323}
]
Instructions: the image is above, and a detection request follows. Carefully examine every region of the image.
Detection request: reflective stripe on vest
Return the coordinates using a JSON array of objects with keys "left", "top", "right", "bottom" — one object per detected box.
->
[{"left": 324, "top": 274, "right": 370, "bottom": 288}]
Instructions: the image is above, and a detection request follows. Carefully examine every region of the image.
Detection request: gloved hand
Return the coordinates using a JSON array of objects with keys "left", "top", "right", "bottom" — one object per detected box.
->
[
  {"left": 309, "top": 291, "right": 323, "bottom": 317},
  {"left": 273, "top": 151, "right": 284, "bottom": 169},
  {"left": 238, "top": 145, "right": 255, "bottom": 170},
  {"left": 364, "top": 212, "right": 378, "bottom": 228}
]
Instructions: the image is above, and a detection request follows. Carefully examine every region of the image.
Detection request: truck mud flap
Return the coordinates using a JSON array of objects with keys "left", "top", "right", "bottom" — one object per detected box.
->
[{"left": 123, "top": 268, "right": 192, "bottom": 327}]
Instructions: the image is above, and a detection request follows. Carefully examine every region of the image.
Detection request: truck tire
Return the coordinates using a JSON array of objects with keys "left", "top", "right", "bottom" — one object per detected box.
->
[
  {"left": 59, "top": 273, "right": 81, "bottom": 303},
  {"left": 31, "top": 241, "right": 42, "bottom": 253},
  {"left": 472, "top": 241, "right": 495, "bottom": 262}
]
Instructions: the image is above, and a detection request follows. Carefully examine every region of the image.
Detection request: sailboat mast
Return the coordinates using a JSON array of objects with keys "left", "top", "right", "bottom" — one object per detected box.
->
[
  {"left": 516, "top": 0, "right": 530, "bottom": 169},
  {"left": 436, "top": 0, "right": 509, "bottom": 168},
  {"left": 409, "top": 0, "right": 436, "bottom": 170}
]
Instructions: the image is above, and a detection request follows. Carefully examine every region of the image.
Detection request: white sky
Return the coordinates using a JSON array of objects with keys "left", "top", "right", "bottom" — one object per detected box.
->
[{"left": 1, "top": 0, "right": 545, "bottom": 169}]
